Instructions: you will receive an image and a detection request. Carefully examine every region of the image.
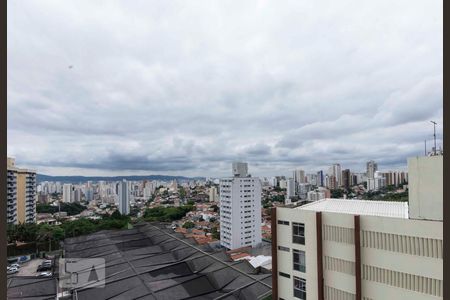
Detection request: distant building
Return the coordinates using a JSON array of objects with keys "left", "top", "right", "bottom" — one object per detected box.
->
[
  {"left": 293, "top": 169, "right": 306, "bottom": 186},
  {"left": 366, "top": 160, "right": 378, "bottom": 179},
  {"left": 306, "top": 189, "right": 326, "bottom": 202},
  {"left": 209, "top": 186, "right": 219, "bottom": 202},
  {"left": 305, "top": 174, "right": 318, "bottom": 186},
  {"left": 286, "top": 178, "right": 295, "bottom": 200},
  {"left": 341, "top": 169, "right": 350, "bottom": 189},
  {"left": 85, "top": 188, "right": 94, "bottom": 202},
  {"left": 317, "top": 170, "right": 324, "bottom": 187},
  {"left": 330, "top": 164, "right": 342, "bottom": 187},
  {"left": 7, "top": 157, "right": 36, "bottom": 224},
  {"left": 118, "top": 180, "right": 129, "bottom": 215},
  {"left": 220, "top": 162, "right": 262, "bottom": 250},
  {"left": 63, "top": 184, "right": 73, "bottom": 203},
  {"left": 367, "top": 171, "right": 386, "bottom": 191}
]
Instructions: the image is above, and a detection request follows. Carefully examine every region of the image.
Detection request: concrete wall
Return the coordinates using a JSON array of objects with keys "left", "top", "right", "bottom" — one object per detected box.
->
[{"left": 408, "top": 155, "right": 443, "bottom": 221}]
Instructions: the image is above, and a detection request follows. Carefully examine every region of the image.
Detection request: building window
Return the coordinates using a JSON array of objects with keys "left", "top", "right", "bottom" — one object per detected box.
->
[
  {"left": 292, "top": 223, "right": 305, "bottom": 244},
  {"left": 278, "top": 246, "right": 290, "bottom": 252},
  {"left": 279, "top": 272, "right": 290, "bottom": 278},
  {"left": 293, "top": 249, "right": 305, "bottom": 272},
  {"left": 277, "top": 220, "right": 290, "bottom": 225},
  {"left": 293, "top": 277, "right": 306, "bottom": 299}
]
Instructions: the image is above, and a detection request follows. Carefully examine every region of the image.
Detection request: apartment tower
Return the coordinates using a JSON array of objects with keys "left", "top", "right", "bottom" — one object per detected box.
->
[{"left": 220, "top": 162, "right": 262, "bottom": 250}]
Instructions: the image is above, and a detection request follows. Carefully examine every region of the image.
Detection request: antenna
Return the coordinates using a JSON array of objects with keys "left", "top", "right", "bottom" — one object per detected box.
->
[{"left": 430, "top": 121, "right": 437, "bottom": 155}]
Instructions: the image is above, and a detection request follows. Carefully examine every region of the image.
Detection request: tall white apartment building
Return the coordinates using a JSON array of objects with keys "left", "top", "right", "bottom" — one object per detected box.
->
[
  {"left": 63, "top": 184, "right": 73, "bottom": 203},
  {"left": 286, "top": 178, "right": 296, "bottom": 200},
  {"left": 220, "top": 162, "right": 262, "bottom": 250},
  {"left": 209, "top": 186, "right": 219, "bottom": 202},
  {"left": 118, "top": 180, "right": 130, "bottom": 215},
  {"left": 272, "top": 155, "right": 443, "bottom": 300}
]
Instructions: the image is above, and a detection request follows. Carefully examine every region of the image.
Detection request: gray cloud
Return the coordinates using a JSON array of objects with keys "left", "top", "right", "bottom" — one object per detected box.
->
[{"left": 7, "top": 0, "right": 442, "bottom": 177}]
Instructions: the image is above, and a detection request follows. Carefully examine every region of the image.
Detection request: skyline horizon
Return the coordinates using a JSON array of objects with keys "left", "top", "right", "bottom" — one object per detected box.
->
[{"left": 7, "top": 1, "right": 442, "bottom": 178}]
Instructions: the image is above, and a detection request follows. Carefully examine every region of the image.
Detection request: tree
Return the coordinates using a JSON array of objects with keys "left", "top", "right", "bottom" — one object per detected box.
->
[
  {"left": 37, "top": 224, "right": 54, "bottom": 252},
  {"left": 182, "top": 221, "right": 195, "bottom": 229},
  {"left": 211, "top": 227, "right": 220, "bottom": 240}
]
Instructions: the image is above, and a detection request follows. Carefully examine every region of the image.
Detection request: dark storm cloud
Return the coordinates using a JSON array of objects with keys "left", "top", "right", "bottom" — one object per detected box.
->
[{"left": 7, "top": 0, "right": 442, "bottom": 177}]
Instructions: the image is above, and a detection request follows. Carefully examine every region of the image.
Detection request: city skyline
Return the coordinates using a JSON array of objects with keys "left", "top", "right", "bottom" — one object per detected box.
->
[{"left": 7, "top": 1, "right": 442, "bottom": 177}]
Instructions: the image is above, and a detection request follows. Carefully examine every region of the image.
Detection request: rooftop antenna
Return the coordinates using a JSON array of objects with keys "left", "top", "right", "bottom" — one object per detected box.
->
[{"left": 430, "top": 121, "right": 437, "bottom": 155}]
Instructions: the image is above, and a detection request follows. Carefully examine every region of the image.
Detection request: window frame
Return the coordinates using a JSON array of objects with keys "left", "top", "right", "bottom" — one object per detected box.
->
[
  {"left": 292, "top": 222, "right": 305, "bottom": 244},
  {"left": 293, "top": 249, "right": 306, "bottom": 272},
  {"left": 293, "top": 276, "right": 306, "bottom": 300}
]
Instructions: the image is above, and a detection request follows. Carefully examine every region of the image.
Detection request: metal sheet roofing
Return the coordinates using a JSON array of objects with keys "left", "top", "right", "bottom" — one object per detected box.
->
[
  {"left": 299, "top": 198, "right": 409, "bottom": 219},
  {"left": 9, "top": 222, "right": 271, "bottom": 300}
]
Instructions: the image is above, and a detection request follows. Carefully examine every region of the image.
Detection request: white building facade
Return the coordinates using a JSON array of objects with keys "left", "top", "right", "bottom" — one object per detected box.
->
[
  {"left": 62, "top": 184, "right": 73, "bottom": 203},
  {"left": 118, "top": 180, "right": 130, "bottom": 215},
  {"left": 272, "top": 155, "right": 443, "bottom": 300},
  {"left": 220, "top": 162, "right": 262, "bottom": 250}
]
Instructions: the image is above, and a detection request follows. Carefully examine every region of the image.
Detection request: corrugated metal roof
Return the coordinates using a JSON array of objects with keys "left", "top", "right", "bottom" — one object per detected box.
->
[{"left": 299, "top": 198, "right": 408, "bottom": 219}]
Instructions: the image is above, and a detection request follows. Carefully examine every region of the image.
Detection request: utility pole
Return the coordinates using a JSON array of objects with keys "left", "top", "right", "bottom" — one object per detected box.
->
[
  {"left": 424, "top": 140, "right": 427, "bottom": 156},
  {"left": 430, "top": 121, "right": 437, "bottom": 155}
]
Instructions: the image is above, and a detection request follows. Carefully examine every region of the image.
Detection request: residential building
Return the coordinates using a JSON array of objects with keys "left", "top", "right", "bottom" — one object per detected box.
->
[
  {"left": 272, "top": 155, "right": 443, "bottom": 300},
  {"left": 209, "top": 186, "right": 219, "bottom": 202},
  {"left": 293, "top": 169, "right": 306, "bottom": 186},
  {"left": 7, "top": 158, "right": 18, "bottom": 224},
  {"left": 367, "top": 171, "right": 386, "bottom": 191},
  {"left": 62, "top": 183, "right": 73, "bottom": 203},
  {"left": 316, "top": 171, "right": 324, "bottom": 187},
  {"left": 306, "top": 190, "right": 326, "bottom": 202},
  {"left": 220, "top": 162, "right": 262, "bottom": 250},
  {"left": 341, "top": 169, "right": 350, "bottom": 189},
  {"left": 330, "top": 164, "right": 342, "bottom": 187},
  {"left": 366, "top": 160, "right": 378, "bottom": 179},
  {"left": 118, "top": 179, "right": 129, "bottom": 215},
  {"left": 7, "top": 157, "right": 36, "bottom": 224},
  {"left": 286, "top": 178, "right": 295, "bottom": 200}
]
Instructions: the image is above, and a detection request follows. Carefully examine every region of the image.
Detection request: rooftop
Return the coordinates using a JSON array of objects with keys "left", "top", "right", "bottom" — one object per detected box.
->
[
  {"left": 8, "top": 222, "right": 272, "bottom": 300},
  {"left": 299, "top": 198, "right": 409, "bottom": 219}
]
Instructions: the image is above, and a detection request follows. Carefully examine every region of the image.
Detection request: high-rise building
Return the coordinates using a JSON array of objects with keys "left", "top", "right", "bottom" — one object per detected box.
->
[
  {"left": 209, "top": 186, "right": 219, "bottom": 202},
  {"left": 85, "top": 188, "right": 94, "bottom": 202},
  {"left": 63, "top": 184, "right": 73, "bottom": 203},
  {"left": 7, "top": 158, "right": 36, "bottom": 224},
  {"left": 317, "top": 171, "right": 324, "bottom": 187},
  {"left": 366, "top": 160, "right": 378, "bottom": 179},
  {"left": 272, "top": 155, "right": 442, "bottom": 300},
  {"left": 7, "top": 158, "right": 18, "bottom": 224},
  {"left": 305, "top": 174, "right": 318, "bottom": 186},
  {"left": 341, "top": 169, "right": 350, "bottom": 189},
  {"left": 286, "top": 178, "right": 296, "bottom": 200},
  {"left": 118, "top": 180, "right": 129, "bottom": 215},
  {"left": 331, "top": 164, "right": 342, "bottom": 187},
  {"left": 220, "top": 162, "right": 262, "bottom": 250},
  {"left": 293, "top": 169, "right": 306, "bottom": 185},
  {"left": 367, "top": 171, "right": 386, "bottom": 191}
]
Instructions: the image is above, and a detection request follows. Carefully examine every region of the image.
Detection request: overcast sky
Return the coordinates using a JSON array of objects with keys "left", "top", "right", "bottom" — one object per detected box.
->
[{"left": 7, "top": 1, "right": 442, "bottom": 178}]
